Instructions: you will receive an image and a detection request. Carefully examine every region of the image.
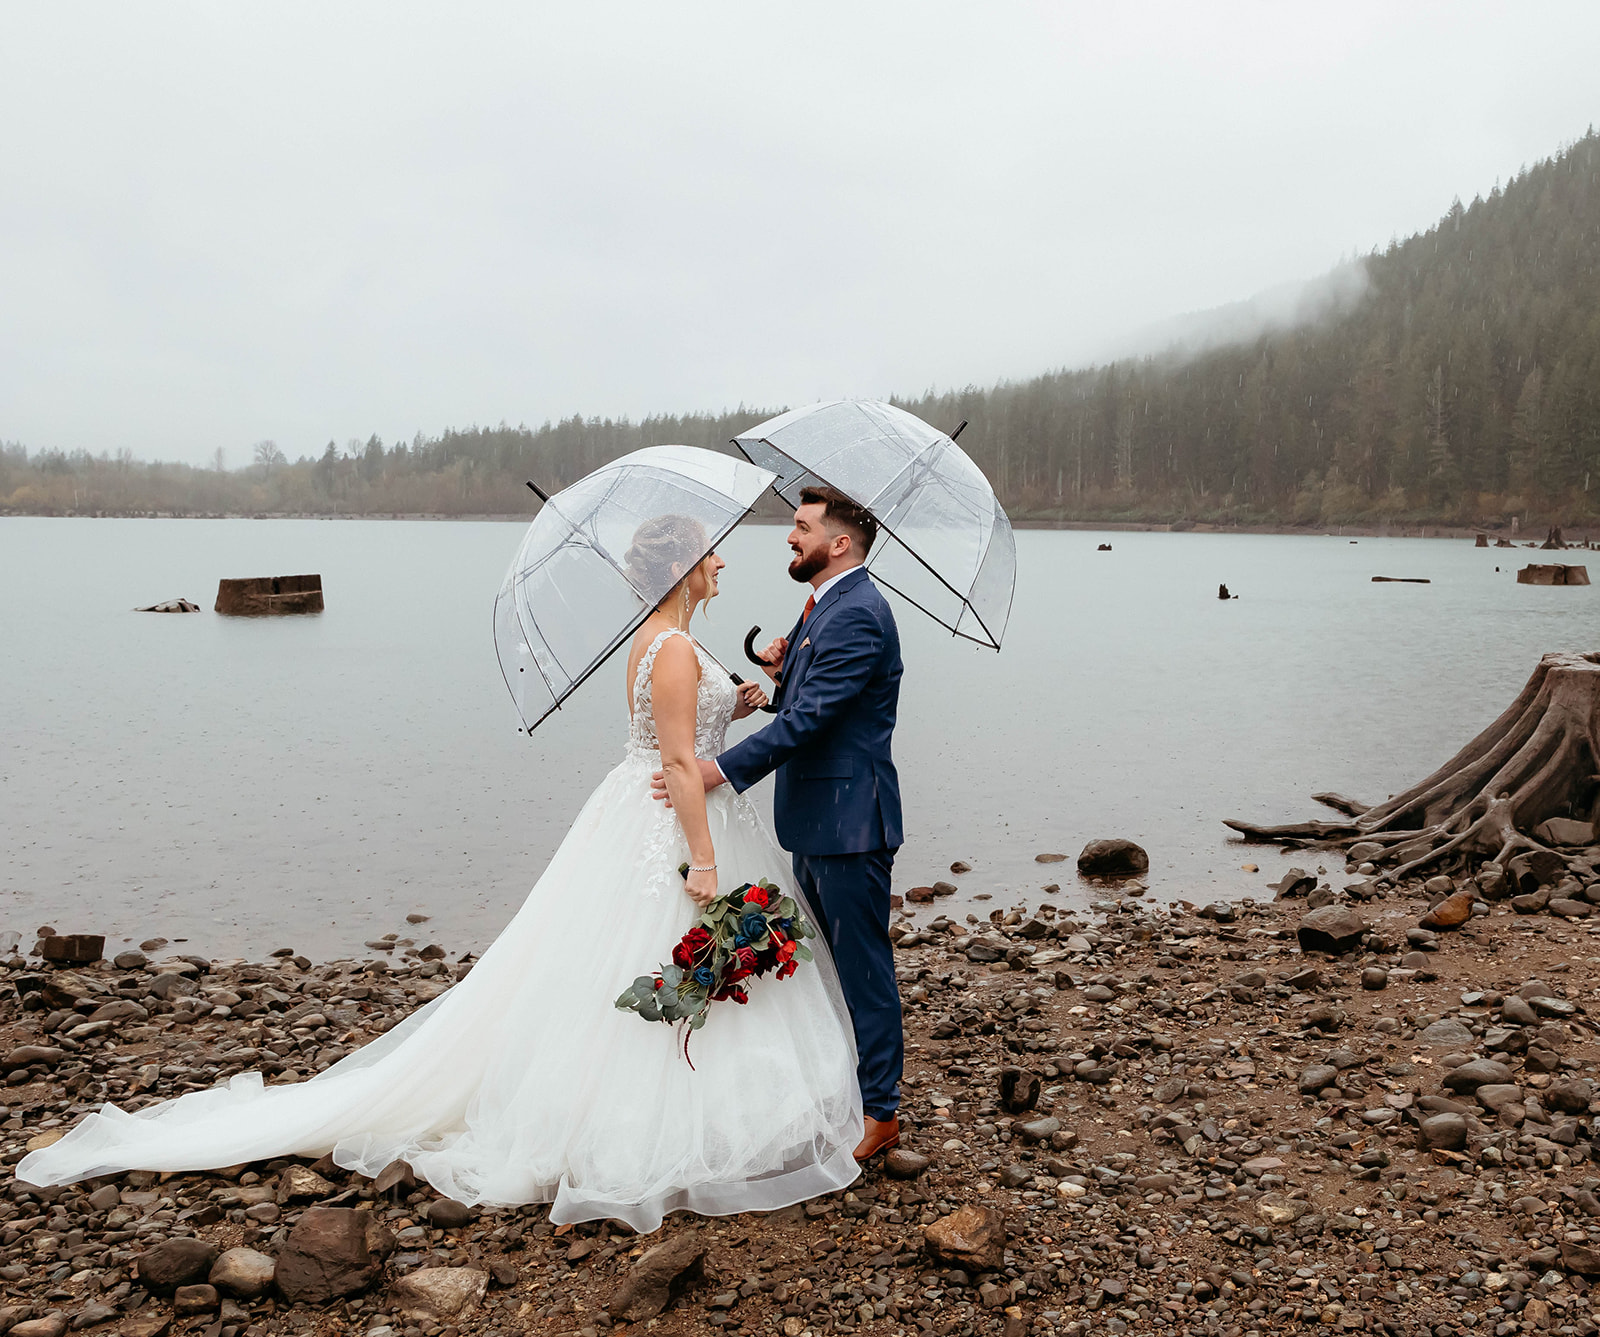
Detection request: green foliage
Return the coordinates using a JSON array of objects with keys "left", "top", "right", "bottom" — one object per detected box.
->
[{"left": 615, "top": 877, "right": 812, "bottom": 1033}]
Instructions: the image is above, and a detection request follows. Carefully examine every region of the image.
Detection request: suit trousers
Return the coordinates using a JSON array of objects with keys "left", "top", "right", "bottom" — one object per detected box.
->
[{"left": 792, "top": 848, "right": 902, "bottom": 1121}]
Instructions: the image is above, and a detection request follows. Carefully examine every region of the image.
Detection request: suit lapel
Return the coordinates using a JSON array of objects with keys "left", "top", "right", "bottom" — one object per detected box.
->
[{"left": 777, "top": 569, "right": 868, "bottom": 707}]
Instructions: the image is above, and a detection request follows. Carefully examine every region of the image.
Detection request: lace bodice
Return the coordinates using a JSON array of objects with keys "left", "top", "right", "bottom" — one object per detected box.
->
[{"left": 627, "top": 628, "right": 736, "bottom": 761}]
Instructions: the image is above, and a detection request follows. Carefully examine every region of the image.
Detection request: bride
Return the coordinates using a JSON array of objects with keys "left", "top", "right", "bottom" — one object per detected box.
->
[{"left": 19, "top": 516, "right": 864, "bottom": 1232}]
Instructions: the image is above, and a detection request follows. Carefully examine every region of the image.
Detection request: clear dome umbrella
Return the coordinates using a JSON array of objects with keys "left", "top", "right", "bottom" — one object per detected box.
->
[
  {"left": 495, "top": 445, "right": 778, "bottom": 734},
  {"left": 732, "top": 400, "right": 1016, "bottom": 649}
]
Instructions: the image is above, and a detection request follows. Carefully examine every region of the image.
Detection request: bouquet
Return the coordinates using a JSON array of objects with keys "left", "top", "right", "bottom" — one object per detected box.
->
[{"left": 615, "top": 872, "right": 818, "bottom": 1046}]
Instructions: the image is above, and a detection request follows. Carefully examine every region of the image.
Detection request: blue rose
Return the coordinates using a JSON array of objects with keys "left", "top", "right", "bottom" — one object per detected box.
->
[
  {"left": 740, "top": 912, "right": 767, "bottom": 941},
  {"left": 692, "top": 967, "right": 714, "bottom": 986},
  {"left": 734, "top": 934, "right": 749, "bottom": 948}
]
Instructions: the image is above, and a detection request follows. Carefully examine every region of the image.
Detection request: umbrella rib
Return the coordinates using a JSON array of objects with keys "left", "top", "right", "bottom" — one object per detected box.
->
[{"left": 740, "top": 434, "right": 993, "bottom": 628}]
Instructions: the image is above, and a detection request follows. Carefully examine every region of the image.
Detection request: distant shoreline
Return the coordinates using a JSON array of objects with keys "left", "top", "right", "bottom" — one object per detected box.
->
[{"left": 3, "top": 511, "right": 1590, "bottom": 544}]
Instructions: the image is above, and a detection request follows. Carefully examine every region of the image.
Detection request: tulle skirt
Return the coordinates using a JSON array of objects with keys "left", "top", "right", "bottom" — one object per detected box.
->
[{"left": 18, "top": 753, "right": 863, "bottom": 1231}]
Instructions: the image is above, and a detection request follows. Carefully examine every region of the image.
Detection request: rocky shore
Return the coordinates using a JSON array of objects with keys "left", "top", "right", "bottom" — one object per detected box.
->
[{"left": 6, "top": 856, "right": 1600, "bottom": 1337}]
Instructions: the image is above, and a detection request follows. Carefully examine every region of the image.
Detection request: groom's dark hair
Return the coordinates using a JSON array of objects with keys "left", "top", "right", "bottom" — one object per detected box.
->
[{"left": 799, "top": 485, "right": 878, "bottom": 557}]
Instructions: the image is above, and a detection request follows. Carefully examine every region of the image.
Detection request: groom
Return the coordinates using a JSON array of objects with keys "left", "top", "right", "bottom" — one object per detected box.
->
[{"left": 654, "top": 486, "right": 904, "bottom": 1161}]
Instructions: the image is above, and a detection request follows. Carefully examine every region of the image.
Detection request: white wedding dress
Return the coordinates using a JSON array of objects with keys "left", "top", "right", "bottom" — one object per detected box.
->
[{"left": 19, "top": 629, "right": 863, "bottom": 1231}]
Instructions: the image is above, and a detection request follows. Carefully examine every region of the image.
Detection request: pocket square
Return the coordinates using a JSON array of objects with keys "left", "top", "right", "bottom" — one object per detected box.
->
[{"left": 799, "top": 638, "right": 811, "bottom": 648}]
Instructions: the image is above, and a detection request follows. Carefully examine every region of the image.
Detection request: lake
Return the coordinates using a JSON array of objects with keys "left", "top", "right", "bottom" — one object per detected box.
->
[{"left": 2, "top": 517, "right": 1593, "bottom": 959}]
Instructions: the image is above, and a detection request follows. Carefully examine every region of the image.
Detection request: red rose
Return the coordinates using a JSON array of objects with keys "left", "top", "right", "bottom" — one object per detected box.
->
[
  {"left": 777, "top": 939, "right": 796, "bottom": 963},
  {"left": 776, "top": 960, "right": 796, "bottom": 980},
  {"left": 742, "top": 885, "right": 770, "bottom": 908},
  {"left": 672, "top": 925, "right": 713, "bottom": 968},
  {"left": 723, "top": 945, "right": 759, "bottom": 984},
  {"left": 730, "top": 987, "right": 749, "bottom": 1004}
]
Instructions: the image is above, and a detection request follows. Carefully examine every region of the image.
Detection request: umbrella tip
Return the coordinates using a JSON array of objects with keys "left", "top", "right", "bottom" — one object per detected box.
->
[
  {"left": 950, "top": 419, "right": 969, "bottom": 442},
  {"left": 526, "top": 480, "right": 550, "bottom": 502}
]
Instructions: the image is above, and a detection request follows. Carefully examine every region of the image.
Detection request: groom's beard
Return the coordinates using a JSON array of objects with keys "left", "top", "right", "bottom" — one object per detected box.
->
[{"left": 788, "top": 549, "right": 829, "bottom": 583}]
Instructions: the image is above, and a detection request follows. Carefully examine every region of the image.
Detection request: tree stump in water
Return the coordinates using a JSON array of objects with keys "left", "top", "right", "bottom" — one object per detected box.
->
[{"left": 1226, "top": 651, "right": 1600, "bottom": 882}]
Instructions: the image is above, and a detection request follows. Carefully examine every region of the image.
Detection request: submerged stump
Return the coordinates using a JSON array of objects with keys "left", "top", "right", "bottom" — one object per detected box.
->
[
  {"left": 1226, "top": 651, "right": 1600, "bottom": 882},
  {"left": 215, "top": 574, "right": 324, "bottom": 615}
]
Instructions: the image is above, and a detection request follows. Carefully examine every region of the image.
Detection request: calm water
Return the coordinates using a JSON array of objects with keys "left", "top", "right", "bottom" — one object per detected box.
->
[{"left": 2, "top": 517, "right": 1594, "bottom": 959}]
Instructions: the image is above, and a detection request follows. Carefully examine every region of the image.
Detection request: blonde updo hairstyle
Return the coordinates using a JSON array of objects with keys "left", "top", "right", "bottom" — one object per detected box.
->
[{"left": 625, "top": 514, "right": 713, "bottom": 613}]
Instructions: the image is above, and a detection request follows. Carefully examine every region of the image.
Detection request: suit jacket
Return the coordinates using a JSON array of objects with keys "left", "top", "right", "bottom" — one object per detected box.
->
[{"left": 716, "top": 567, "right": 903, "bottom": 855}]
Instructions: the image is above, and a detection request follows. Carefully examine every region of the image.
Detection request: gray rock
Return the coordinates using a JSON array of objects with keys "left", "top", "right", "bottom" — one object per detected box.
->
[
  {"left": 1305, "top": 1002, "right": 1344, "bottom": 1032},
  {"left": 1501, "top": 995, "right": 1539, "bottom": 1025},
  {"left": 209, "top": 1247, "right": 276, "bottom": 1300},
  {"left": 606, "top": 1232, "right": 706, "bottom": 1322},
  {"left": 1442, "top": 1059, "right": 1514, "bottom": 1093},
  {"left": 1419, "top": 1018, "right": 1475, "bottom": 1047},
  {"left": 1546, "top": 1080, "right": 1594, "bottom": 1114},
  {"left": 1077, "top": 839, "right": 1148, "bottom": 877},
  {"left": 388, "top": 1268, "right": 488, "bottom": 1321},
  {"left": 998, "top": 1067, "right": 1040, "bottom": 1114},
  {"left": 274, "top": 1207, "right": 396, "bottom": 1303},
  {"left": 1361, "top": 967, "right": 1388, "bottom": 991},
  {"left": 884, "top": 1148, "right": 930, "bottom": 1179},
  {"left": 171, "top": 1287, "right": 218, "bottom": 1318},
  {"left": 10, "top": 1320, "right": 67, "bottom": 1337},
  {"left": 135, "top": 1239, "right": 219, "bottom": 1294},
  {"left": 1017, "top": 1117, "right": 1062, "bottom": 1143},
  {"left": 1419, "top": 1113, "right": 1468, "bottom": 1150},
  {"left": 1476, "top": 1084, "right": 1527, "bottom": 1113},
  {"left": 425, "top": 1198, "right": 475, "bottom": 1229},
  {"left": 923, "top": 1204, "right": 1007, "bottom": 1271},
  {"left": 1298, "top": 1065, "right": 1338, "bottom": 1095},
  {"left": 1296, "top": 906, "right": 1368, "bottom": 955}
]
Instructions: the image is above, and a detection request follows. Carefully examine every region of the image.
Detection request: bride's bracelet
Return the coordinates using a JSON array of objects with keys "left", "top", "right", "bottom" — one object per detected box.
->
[{"left": 688, "top": 863, "right": 717, "bottom": 873}]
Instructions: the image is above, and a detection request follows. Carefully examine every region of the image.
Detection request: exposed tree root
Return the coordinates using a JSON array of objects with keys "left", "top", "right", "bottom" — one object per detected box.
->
[{"left": 1226, "top": 651, "right": 1600, "bottom": 882}]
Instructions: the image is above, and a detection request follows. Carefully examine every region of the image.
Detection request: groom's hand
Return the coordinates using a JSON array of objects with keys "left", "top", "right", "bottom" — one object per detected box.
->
[
  {"left": 650, "top": 758, "right": 726, "bottom": 808},
  {"left": 757, "top": 636, "right": 788, "bottom": 681}
]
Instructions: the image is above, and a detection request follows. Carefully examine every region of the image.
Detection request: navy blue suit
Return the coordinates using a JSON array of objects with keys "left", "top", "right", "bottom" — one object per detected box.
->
[{"left": 717, "top": 567, "right": 904, "bottom": 1120}]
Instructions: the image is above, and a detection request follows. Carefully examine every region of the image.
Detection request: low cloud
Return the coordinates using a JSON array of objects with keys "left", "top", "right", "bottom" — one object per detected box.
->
[{"left": 1106, "top": 258, "right": 1373, "bottom": 364}]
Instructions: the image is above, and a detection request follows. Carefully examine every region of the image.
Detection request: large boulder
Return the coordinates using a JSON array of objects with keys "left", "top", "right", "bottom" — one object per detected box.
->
[
  {"left": 1076, "top": 839, "right": 1149, "bottom": 877},
  {"left": 606, "top": 1232, "right": 706, "bottom": 1322},
  {"left": 135, "top": 1239, "right": 219, "bottom": 1294},
  {"left": 274, "top": 1208, "right": 395, "bottom": 1303},
  {"left": 923, "top": 1204, "right": 1007, "bottom": 1272},
  {"left": 1296, "top": 906, "right": 1368, "bottom": 955}
]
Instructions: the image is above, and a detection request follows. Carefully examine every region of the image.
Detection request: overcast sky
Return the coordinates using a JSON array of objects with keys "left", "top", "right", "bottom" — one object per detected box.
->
[{"left": 2, "top": 3, "right": 1598, "bottom": 466}]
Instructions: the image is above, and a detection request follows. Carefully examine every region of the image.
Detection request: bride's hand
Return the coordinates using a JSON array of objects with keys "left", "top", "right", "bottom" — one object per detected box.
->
[
  {"left": 685, "top": 866, "right": 718, "bottom": 908},
  {"left": 731, "top": 681, "right": 768, "bottom": 719}
]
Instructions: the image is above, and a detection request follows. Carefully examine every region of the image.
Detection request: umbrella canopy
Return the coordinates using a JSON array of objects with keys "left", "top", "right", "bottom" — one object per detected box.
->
[
  {"left": 733, "top": 400, "right": 1016, "bottom": 649},
  {"left": 495, "top": 445, "right": 777, "bottom": 733}
]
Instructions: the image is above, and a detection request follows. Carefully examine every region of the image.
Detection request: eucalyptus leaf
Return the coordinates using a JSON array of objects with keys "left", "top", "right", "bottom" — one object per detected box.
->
[
  {"left": 615, "top": 989, "right": 638, "bottom": 1010},
  {"left": 795, "top": 943, "right": 814, "bottom": 962}
]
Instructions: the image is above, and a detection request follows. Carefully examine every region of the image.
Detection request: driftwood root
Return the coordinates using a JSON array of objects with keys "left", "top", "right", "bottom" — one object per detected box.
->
[{"left": 1226, "top": 652, "right": 1600, "bottom": 882}]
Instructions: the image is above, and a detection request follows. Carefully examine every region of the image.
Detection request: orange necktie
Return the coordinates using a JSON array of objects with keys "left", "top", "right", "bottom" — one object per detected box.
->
[{"left": 802, "top": 594, "right": 816, "bottom": 623}]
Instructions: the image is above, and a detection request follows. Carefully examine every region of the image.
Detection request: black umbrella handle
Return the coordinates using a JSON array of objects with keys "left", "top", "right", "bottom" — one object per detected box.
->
[{"left": 739, "top": 625, "right": 780, "bottom": 712}]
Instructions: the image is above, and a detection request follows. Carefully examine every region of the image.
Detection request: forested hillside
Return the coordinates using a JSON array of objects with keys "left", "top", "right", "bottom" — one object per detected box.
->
[{"left": 4, "top": 130, "right": 1597, "bottom": 526}]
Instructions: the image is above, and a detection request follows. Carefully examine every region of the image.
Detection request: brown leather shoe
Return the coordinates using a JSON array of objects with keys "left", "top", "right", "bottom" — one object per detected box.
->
[{"left": 853, "top": 1115, "right": 900, "bottom": 1161}]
